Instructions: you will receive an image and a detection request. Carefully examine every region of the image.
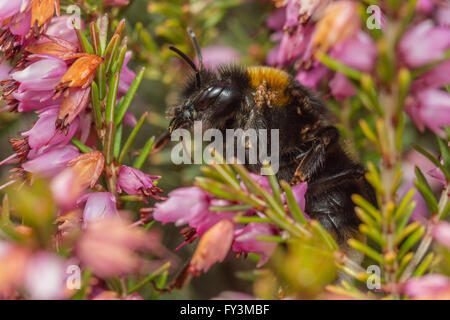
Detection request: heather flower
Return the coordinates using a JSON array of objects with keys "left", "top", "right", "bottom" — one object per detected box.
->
[
  {"left": 330, "top": 32, "right": 377, "bottom": 72},
  {"left": 193, "top": 199, "right": 235, "bottom": 237},
  {"left": 433, "top": 221, "right": 450, "bottom": 249},
  {"left": 26, "top": 36, "right": 79, "bottom": 61},
  {"left": 0, "top": 0, "right": 29, "bottom": 21},
  {"left": 276, "top": 25, "right": 314, "bottom": 65},
  {"left": 285, "top": 0, "right": 301, "bottom": 28},
  {"left": 311, "top": 1, "right": 360, "bottom": 56},
  {"left": 24, "top": 251, "right": 67, "bottom": 300},
  {"left": 77, "top": 217, "right": 153, "bottom": 278},
  {"left": 328, "top": 31, "right": 377, "bottom": 99},
  {"left": 10, "top": 54, "right": 67, "bottom": 92},
  {"left": 21, "top": 107, "right": 79, "bottom": 151},
  {"left": 13, "top": 90, "right": 57, "bottom": 112},
  {"left": 232, "top": 223, "right": 278, "bottom": 267},
  {"left": 49, "top": 150, "right": 104, "bottom": 208},
  {"left": 78, "top": 192, "right": 119, "bottom": 227},
  {"left": 118, "top": 52, "right": 135, "bottom": 94},
  {"left": 411, "top": 60, "right": 450, "bottom": 92},
  {"left": 295, "top": 63, "right": 331, "bottom": 89},
  {"left": 57, "top": 86, "right": 90, "bottom": 130},
  {"left": 153, "top": 186, "right": 211, "bottom": 227},
  {"left": 4, "top": 6, "right": 31, "bottom": 44},
  {"left": 21, "top": 144, "right": 80, "bottom": 177},
  {"left": 56, "top": 53, "right": 102, "bottom": 91},
  {"left": 189, "top": 219, "right": 235, "bottom": 275},
  {"left": 328, "top": 73, "right": 355, "bottom": 100},
  {"left": 44, "top": 15, "right": 82, "bottom": 44},
  {"left": 30, "top": 0, "right": 60, "bottom": 35},
  {"left": 399, "top": 20, "right": 450, "bottom": 68},
  {"left": 66, "top": 150, "right": 105, "bottom": 189},
  {"left": 403, "top": 274, "right": 450, "bottom": 299},
  {"left": 405, "top": 89, "right": 450, "bottom": 138},
  {"left": 50, "top": 168, "right": 83, "bottom": 209},
  {"left": 8, "top": 137, "right": 31, "bottom": 162},
  {"left": 117, "top": 165, "right": 162, "bottom": 199},
  {"left": 0, "top": 1, "right": 31, "bottom": 60}
]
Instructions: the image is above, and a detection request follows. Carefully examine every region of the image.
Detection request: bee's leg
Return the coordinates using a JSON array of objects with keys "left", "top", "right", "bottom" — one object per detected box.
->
[{"left": 290, "top": 126, "right": 340, "bottom": 185}]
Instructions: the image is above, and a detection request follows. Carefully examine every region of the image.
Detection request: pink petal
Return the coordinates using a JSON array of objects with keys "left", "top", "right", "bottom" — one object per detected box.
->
[
  {"left": 24, "top": 252, "right": 67, "bottom": 300},
  {"left": 153, "top": 187, "right": 210, "bottom": 227},
  {"left": 232, "top": 223, "right": 278, "bottom": 267},
  {"left": 329, "top": 72, "right": 356, "bottom": 100},
  {"left": 22, "top": 145, "right": 80, "bottom": 177},
  {"left": 404, "top": 274, "right": 450, "bottom": 298},
  {"left": 399, "top": 20, "right": 450, "bottom": 68},
  {"left": 12, "top": 56, "right": 67, "bottom": 91},
  {"left": 21, "top": 107, "right": 79, "bottom": 150},
  {"left": 433, "top": 221, "right": 450, "bottom": 249}
]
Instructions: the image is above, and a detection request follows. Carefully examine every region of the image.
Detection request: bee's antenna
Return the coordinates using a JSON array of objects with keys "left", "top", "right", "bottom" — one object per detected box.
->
[
  {"left": 187, "top": 27, "right": 203, "bottom": 71},
  {"left": 169, "top": 45, "right": 201, "bottom": 88}
]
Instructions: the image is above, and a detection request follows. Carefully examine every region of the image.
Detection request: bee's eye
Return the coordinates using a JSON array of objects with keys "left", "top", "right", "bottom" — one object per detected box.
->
[{"left": 195, "top": 86, "right": 225, "bottom": 111}]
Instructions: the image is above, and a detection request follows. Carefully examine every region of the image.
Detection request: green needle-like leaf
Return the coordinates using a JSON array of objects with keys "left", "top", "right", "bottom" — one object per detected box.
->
[
  {"left": 133, "top": 136, "right": 155, "bottom": 169},
  {"left": 105, "top": 73, "right": 120, "bottom": 124},
  {"left": 71, "top": 138, "right": 92, "bottom": 153},
  {"left": 114, "top": 68, "right": 145, "bottom": 126},
  {"left": 280, "top": 180, "right": 308, "bottom": 225},
  {"left": 90, "top": 82, "right": 102, "bottom": 129},
  {"left": 118, "top": 112, "right": 148, "bottom": 164},
  {"left": 414, "top": 166, "right": 439, "bottom": 214}
]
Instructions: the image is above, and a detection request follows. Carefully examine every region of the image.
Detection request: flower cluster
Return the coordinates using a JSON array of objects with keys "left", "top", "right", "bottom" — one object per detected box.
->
[
  {"left": 267, "top": 0, "right": 450, "bottom": 135},
  {"left": 154, "top": 171, "right": 308, "bottom": 275},
  {"left": 0, "top": 1, "right": 174, "bottom": 300}
]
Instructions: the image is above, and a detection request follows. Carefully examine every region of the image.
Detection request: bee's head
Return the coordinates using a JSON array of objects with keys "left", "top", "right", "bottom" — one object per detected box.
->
[
  {"left": 169, "top": 74, "right": 243, "bottom": 133},
  {"left": 167, "top": 37, "right": 244, "bottom": 133}
]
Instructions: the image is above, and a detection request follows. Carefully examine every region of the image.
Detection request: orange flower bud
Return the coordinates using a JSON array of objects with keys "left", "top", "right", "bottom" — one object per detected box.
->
[
  {"left": 189, "top": 220, "right": 234, "bottom": 276},
  {"left": 57, "top": 86, "right": 91, "bottom": 130},
  {"left": 67, "top": 150, "right": 105, "bottom": 189},
  {"left": 57, "top": 54, "right": 103, "bottom": 90},
  {"left": 26, "top": 37, "right": 78, "bottom": 61},
  {"left": 31, "top": 0, "right": 60, "bottom": 28}
]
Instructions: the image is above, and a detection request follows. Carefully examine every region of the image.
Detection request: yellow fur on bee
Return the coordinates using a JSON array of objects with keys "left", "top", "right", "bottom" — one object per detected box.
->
[{"left": 247, "top": 66, "right": 291, "bottom": 107}]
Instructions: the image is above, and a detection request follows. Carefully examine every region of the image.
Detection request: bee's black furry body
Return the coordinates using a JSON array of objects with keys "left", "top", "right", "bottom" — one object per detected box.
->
[{"left": 171, "top": 65, "right": 376, "bottom": 244}]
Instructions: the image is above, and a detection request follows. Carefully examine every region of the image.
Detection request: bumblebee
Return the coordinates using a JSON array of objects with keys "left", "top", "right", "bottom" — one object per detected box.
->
[{"left": 164, "top": 29, "right": 376, "bottom": 245}]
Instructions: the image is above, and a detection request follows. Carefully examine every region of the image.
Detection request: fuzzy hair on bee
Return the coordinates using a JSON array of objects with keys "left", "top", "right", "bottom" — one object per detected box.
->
[{"left": 165, "top": 31, "right": 376, "bottom": 247}]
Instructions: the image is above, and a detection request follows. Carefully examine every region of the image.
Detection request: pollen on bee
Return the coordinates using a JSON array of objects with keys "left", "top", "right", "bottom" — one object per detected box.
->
[{"left": 247, "top": 66, "right": 291, "bottom": 108}]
